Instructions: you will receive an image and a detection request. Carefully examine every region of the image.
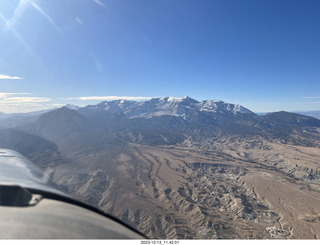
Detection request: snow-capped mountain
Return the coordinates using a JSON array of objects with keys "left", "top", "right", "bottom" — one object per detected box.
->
[
  {"left": 65, "top": 104, "right": 81, "bottom": 110},
  {"left": 79, "top": 96, "right": 254, "bottom": 120},
  {"left": 124, "top": 96, "right": 200, "bottom": 119},
  {"left": 198, "top": 99, "right": 253, "bottom": 114},
  {"left": 9, "top": 96, "right": 319, "bottom": 149}
]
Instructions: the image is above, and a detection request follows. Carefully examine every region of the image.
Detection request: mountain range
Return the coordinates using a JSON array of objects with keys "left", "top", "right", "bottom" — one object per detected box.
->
[
  {"left": 0, "top": 96, "right": 320, "bottom": 239},
  {"left": 76, "top": 96, "right": 320, "bottom": 146}
]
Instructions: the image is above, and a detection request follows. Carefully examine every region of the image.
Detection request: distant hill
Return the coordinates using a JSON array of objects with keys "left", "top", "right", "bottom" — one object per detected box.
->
[
  {"left": 0, "top": 108, "right": 55, "bottom": 129},
  {"left": 22, "top": 106, "right": 95, "bottom": 140},
  {"left": 295, "top": 110, "right": 320, "bottom": 119},
  {"left": 18, "top": 106, "right": 119, "bottom": 153}
]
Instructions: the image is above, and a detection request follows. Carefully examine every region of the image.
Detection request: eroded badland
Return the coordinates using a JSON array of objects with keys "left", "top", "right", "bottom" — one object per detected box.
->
[{"left": 49, "top": 138, "right": 320, "bottom": 239}]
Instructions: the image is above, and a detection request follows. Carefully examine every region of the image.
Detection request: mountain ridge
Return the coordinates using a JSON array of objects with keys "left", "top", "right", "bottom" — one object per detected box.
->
[
  {"left": 78, "top": 96, "right": 255, "bottom": 120},
  {"left": 6, "top": 97, "right": 318, "bottom": 150}
]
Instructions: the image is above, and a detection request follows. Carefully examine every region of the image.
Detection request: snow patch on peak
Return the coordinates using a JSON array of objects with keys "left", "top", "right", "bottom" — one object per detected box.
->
[
  {"left": 157, "top": 96, "right": 199, "bottom": 104},
  {"left": 165, "top": 97, "right": 180, "bottom": 102},
  {"left": 181, "top": 96, "right": 199, "bottom": 104},
  {"left": 212, "top": 99, "right": 223, "bottom": 103},
  {"left": 199, "top": 100, "right": 253, "bottom": 114},
  {"left": 65, "top": 104, "right": 81, "bottom": 110}
]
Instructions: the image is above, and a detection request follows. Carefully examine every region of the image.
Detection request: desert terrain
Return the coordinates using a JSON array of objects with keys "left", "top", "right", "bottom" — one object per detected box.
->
[{"left": 47, "top": 138, "right": 320, "bottom": 239}]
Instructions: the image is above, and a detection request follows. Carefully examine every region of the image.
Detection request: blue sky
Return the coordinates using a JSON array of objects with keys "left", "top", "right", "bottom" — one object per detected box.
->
[{"left": 0, "top": 0, "right": 319, "bottom": 113}]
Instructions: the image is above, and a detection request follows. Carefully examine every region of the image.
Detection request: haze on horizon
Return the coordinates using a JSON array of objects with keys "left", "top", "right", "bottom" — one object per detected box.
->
[{"left": 0, "top": 0, "right": 319, "bottom": 113}]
